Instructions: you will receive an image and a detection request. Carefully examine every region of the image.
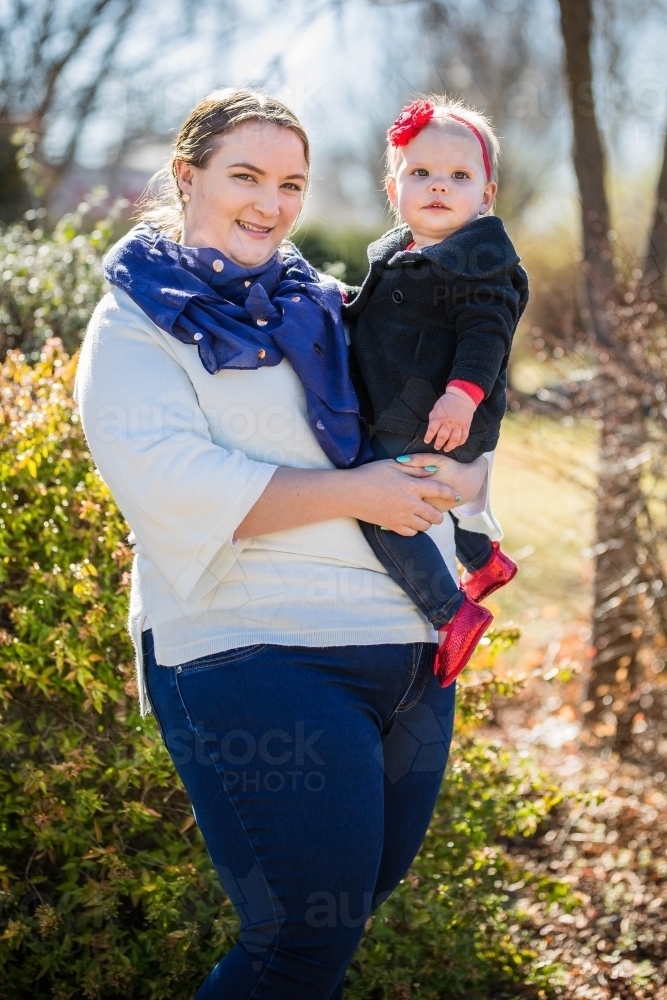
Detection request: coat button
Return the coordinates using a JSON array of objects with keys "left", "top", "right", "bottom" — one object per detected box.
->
[
  {"left": 256, "top": 318, "right": 268, "bottom": 327},
  {"left": 244, "top": 280, "right": 251, "bottom": 287},
  {"left": 258, "top": 349, "right": 266, "bottom": 359},
  {"left": 193, "top": 332, "right": 203, "bottom": 341},
  {"left": 212, "top": 259, "right": 224, "bottom": 272},
  {"left": 392, "top": 289, "right": 404, "bottom": 304}
]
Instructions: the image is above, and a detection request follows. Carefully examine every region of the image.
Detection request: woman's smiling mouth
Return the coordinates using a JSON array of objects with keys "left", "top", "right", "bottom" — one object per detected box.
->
[{"left": 237, "top": 219, "right": 273, "bottom": 236}]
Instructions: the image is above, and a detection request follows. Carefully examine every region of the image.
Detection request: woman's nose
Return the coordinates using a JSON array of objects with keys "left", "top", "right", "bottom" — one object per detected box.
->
[{"left": 253, "top": 186, "right": 281, "bottom": 217}]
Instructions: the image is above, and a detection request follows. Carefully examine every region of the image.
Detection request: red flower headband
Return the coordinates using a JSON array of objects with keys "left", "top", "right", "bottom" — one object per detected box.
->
[
  {"left": 386, "top": 99, "right": 434, "bottom": 147},
  {"left": 387, "top": 100, "right": 492, "bottom": 182}
]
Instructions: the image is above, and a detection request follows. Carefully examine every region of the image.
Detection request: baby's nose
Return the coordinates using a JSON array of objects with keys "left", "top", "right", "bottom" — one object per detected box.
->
[{"left": 429, "top": 177, "right": 448, "bottom": 191}]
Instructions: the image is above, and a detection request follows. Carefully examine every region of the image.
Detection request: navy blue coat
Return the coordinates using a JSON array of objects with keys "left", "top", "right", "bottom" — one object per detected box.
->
[{"left": 343, "top": 216, "right": 529, "bottom": 462}]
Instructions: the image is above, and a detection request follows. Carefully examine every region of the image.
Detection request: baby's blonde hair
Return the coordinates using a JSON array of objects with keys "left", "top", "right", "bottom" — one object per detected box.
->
[{"left": 385, "top": 94, "right": 500, "bottom": 184}]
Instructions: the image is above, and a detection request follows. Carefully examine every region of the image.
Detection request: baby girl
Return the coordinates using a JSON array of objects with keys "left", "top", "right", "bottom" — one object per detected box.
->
[{"left": 344, "top": 95, "right": 529, "bottom": 686}]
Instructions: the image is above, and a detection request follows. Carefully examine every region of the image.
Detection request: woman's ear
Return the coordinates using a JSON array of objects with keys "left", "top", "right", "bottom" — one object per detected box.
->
[
  {"left": 175, "top": 159, "right": 195, "bottom": 200},
  {"left": 478, "top": 181, "right": 498, "bottom": 216},
  {"left": 386, "top": 175, "right": 399, "bottom": 209}
]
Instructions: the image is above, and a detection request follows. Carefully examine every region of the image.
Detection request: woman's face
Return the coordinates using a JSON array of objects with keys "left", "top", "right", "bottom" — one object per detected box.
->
[{"left": 175, "top": 121, "right": 308, "bottom": 267}]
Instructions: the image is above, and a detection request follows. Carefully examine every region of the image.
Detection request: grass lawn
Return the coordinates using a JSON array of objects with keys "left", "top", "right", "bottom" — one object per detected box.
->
[{"left": 485, "top": 412, "right": 597, "bottom": 674}]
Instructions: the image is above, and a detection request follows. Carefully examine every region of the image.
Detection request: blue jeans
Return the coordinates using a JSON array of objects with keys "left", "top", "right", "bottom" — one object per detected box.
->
[{"left": 144, "top": 633, "right": 455, "bottom": 1000}]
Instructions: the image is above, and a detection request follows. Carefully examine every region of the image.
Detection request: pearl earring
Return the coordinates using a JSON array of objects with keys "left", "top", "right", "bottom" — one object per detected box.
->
[{"left": 181, "top": 192, "right": 190, "bottom": 203}]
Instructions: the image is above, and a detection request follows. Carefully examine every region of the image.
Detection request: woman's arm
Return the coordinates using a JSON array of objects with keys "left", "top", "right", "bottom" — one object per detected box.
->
[{"left": 235, "top": 460, "right": 463, "bottom": 539}]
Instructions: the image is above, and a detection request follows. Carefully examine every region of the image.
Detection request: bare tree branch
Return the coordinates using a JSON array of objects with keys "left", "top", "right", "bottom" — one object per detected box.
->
[
  {"left": 56, "top": 0, "right": 138, "bottom": 173},
  {"left": 27, "top": 0, "right": 58, "bottom": 92},
  {"left": 0, "top": 0, "right": 245, "bottom": 216},
  {"left": 37, "top": 0, "right": 118, "bottom": 125}
]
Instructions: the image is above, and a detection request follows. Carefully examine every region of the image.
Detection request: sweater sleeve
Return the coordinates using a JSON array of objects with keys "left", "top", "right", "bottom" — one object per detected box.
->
[
  {"left": 447, "top": 270, "right": 521, "bottom": 397},
  {"left": 75, "top": 292, "right": 277, "bottom": 605}
]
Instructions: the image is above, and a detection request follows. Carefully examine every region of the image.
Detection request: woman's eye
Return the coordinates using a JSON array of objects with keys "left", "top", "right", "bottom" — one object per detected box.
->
[
  {"left": 234, "top": 173, "right": 255, "bottom": 181},
  {"left": 282, "top": 182, "right": 302, "bottom": 192},
  {"left": 452, "top": 171, "right": 469, "bottom": 180}
]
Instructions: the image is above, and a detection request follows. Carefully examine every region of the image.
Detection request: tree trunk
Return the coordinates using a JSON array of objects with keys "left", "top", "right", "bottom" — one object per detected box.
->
[
  {"left": 644, "top": 125, "right": 667, "bottom": 299},
  {"left": 557, "top": 0, "right": 644, "bottom": 750},
  {"left": 557, "top": 0, "right": 616, "bottom": 344},
  {"left": 588, "top": 388, "right": 645, "bottom": 750}
]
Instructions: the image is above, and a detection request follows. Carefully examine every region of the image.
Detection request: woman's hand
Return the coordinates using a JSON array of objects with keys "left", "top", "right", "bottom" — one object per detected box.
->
[
  {"left": 234, "top": 460, "right": 460, "bottom": 539},
  {"left": 345, "top": 460, "right": 460, "bottom": 536},
  {"left": 393, "top": 453, "right": 488, "bottom": 513}
]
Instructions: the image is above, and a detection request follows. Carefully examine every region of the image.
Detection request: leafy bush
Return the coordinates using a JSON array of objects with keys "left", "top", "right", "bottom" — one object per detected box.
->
[
  {"left": 0, "top": 345, "right": 570, "bottom": 998},
  {"left": 0, "top": 196, "right": 123, "bottom": 357},
  {"left": 293, "top": 225, "right": 382, "bottom": 287},
  {"left": 0, "top": 344, "right": 237, "bottom": 999}
]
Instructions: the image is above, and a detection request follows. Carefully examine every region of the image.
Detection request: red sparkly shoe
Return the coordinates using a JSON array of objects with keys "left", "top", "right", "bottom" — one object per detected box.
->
[
  {"left": 433, "top": 594, "right": 494, "bottom": 688},
  {"left": 461, "top": 542, "right": 518, "bottom": 603}
]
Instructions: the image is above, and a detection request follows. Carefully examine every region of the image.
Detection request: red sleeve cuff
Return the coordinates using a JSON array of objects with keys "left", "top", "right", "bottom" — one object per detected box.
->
[{"left": 447, "top": 379, "right": 485, "bottom": 406}]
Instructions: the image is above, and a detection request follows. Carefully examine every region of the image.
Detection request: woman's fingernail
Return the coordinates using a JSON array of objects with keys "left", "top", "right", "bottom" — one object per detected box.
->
[
  {"left": 395, "top": 455, "right": 410, "bottom": 463},
  {"left": 380, "top": 526, "right": 389, "bottom": 531},
  {"left": 424, "top": 465, "right": 439, "bottom": 472},
  {"left": 455, "top": 494, "right": 463, "bottom": 503}
]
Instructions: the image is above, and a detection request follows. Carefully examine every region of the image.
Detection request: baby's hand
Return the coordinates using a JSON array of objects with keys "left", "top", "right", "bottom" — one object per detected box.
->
[{"left": 424, "top": 388, "right": 476, "bottom": 451}]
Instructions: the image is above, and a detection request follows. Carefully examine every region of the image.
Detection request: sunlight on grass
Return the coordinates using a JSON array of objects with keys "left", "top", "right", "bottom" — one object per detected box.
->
[{"left": 486, "top": 413, "right": 597, "bottom": 672}]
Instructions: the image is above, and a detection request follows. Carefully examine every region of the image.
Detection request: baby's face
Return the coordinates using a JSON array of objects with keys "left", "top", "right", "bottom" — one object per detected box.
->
[{"left": 387, "top": 122, "right": 497, "bottom": 247}]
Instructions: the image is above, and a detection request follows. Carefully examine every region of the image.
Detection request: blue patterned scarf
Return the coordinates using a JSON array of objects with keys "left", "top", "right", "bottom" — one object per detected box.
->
[{"left": 104, "top": 224, "right": 369, "bottom": 468}]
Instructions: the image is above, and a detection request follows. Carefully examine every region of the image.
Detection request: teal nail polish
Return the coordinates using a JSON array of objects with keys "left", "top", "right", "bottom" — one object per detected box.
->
[
  {"left": 424, "top": 465, "right": 439, "bottom": 472},
  {"left": 395, "top": 455, "right": 410, "bottom": 463},
  {"left": 379, "top": 526, "right": 389, "bottom": 531}
]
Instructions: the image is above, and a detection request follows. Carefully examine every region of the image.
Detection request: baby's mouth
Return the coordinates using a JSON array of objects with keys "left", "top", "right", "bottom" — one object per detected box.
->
[
  {"left": 237, "top": 220, "right": 273, "bottom": 234},
  {"left": 424, "top": 202, "right": 450, "bottom": 210}
]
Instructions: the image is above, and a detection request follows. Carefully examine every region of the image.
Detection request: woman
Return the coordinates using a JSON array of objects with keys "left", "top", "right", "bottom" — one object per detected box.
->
[{"left": 76, "top": 88, "right": 488, "bottom": 999}]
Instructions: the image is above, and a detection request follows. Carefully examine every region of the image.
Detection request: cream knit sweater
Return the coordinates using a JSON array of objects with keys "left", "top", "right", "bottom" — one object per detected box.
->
[{"left": 76, "top": 289, "right": 493, "bottom": 715}]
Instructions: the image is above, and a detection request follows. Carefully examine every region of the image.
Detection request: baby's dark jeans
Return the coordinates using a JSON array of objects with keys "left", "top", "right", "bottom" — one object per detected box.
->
[{"left": 359, "top": 431, "right": 495, "bottom": 629}]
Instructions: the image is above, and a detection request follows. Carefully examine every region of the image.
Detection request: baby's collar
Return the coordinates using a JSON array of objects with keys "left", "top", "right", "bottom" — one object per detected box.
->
[{"left": 368, "top": 216, "right": 519, "bottom": 278}]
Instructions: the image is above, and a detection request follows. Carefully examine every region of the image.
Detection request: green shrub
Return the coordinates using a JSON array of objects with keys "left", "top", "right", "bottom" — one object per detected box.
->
[
  {"left": 0, "top": 196, "right": 122, "bottom": 357},
  {"left": 0, "top": 344, "right": 237, "bottom": 999},
  {"left": 0, "top": 344, "right": 569, "bottom": 998}
]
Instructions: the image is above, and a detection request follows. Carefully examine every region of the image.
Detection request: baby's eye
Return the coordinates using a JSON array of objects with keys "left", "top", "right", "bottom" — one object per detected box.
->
[
  {"left": 452, "top": 171, "right": 469, "bottom": 180},
  {"left": 413, "top": 168, "right": 429, "bottom": 177}
]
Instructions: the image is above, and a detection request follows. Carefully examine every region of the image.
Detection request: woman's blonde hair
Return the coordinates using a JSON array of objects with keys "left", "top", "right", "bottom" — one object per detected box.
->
[
  {"left": 385, "top": 94, "right": 500, "bottom": 183},
  {"left": 136, "top": 88, "right": 310, "bottom": 241}
]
